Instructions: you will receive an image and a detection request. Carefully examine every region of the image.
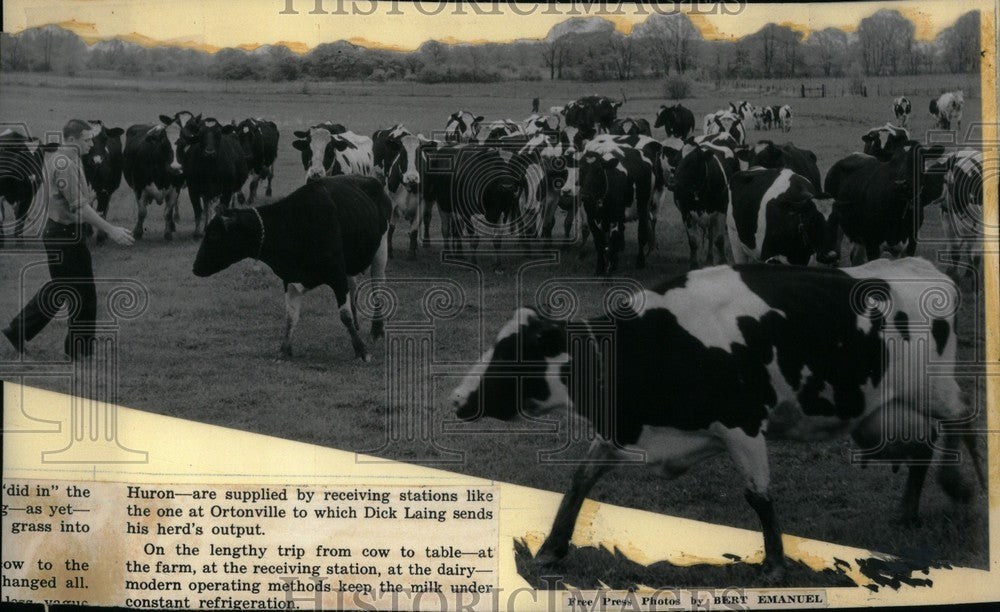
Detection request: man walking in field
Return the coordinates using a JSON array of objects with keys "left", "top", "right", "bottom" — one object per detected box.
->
[{"left": 3, "top": 119, "right": 134, "bottom": 360}]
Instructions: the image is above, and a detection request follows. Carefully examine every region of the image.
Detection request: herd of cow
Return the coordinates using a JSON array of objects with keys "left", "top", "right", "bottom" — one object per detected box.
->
[{"left": 0, "top": 87, "right": 987, "bottom": 579}]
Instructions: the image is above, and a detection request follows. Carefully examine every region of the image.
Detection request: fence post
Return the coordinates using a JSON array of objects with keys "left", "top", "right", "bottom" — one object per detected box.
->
[
  {"left": 821, "top": 84, "right": 826, "bottom": 97},
  {"left": 801, "top": 84, "right": 805, "bottom": 98}
]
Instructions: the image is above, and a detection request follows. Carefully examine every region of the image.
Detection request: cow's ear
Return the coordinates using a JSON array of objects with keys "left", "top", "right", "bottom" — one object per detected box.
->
[
  {"left": 221, "top": 125, "right": 235, "bottom": 135},
  {"left": 107, "top": 127, "right": 124, "bottom": 137},
  {"left": 330, "top": 138, "right": 352, "bottom": 151},
  {"left": 292, "top": 140, "right": 308, "bottom": 151},
  {"left": 158, "top": 114, "right": 174, "bottom": 125},
  {"left": 293, "top": 130, "right": 309, "bottom": 139}
]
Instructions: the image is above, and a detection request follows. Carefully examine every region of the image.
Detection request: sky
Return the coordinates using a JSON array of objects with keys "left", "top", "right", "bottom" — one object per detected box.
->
[{"left": 1, "top": 0, "right": 990, "bottom": 53}]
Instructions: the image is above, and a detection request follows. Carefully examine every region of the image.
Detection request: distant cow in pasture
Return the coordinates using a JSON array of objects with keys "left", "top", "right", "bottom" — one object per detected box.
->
[
  {"left": 930, "top": 91, "right": 964, "bottom": 131},
  {"left": 775, "top": 105, "right": 793, "bottom": 132},
  {"left": 730, "top": 100, "right": 754, "bottom": 124},
  {"left": 0, "top": 129, "right": 53, "bottom": 245},
  {"left": 444, "top": 111, "right": 484, "bottom": 144},
  {"left": 383, "top": 132, "right": 429, "bottom": 259},
  {"left": 672, "top": 142, "right": 739, "bottom": 269},
  {"left": 893, "top": 96, "right": 912, "bottom": 127},
  {"left": 654, "top": 103, "right": 695, "bottom": 139},
  {"left": 179, "top": 117, "right": 250, "bottom": 227},
  {"left": 825, "top": 141, "right": 948, "bottom": 264},
  {"left": 728, "top": 167, "right": 842, "bottom": 266},
  {"left": 291, "top": 122, "right": 347, "bottom": 173},
  {"left": 236, "top": 118, "right": 279, "bottom": 205},
  {"left": 122, "top": 115, "right": 186, "bottom": 239},
  {"left": 861, "top": 124, "right": 910, "bottom": 162},
  {"left": 294, "top": 128, "right": 375, "bottom": 182},
  {"left": 750, "top": 141, "right": 822, "bottom": 190},
  {"left": 452, "top": 258, "right": 983, "bottom": 576},
  {"left": 512, "top": 131, "right": 573, "bottom": 243},
  {"left": 192, "top": 175, "right": 391, "bottom": 362}
]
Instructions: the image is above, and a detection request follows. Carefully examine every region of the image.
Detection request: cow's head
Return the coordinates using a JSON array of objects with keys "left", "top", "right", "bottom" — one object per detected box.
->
[
  {"left": 293, "top": 127, "right": 338, "bottom": 181},
  {"left": 861, "top": 125, "right": 909, "bottom": 161},
  {"left": 386, "top": 134, "right": 423, "bottom": 193},
  {"left": 451, "top": 307, "right": 569, "bottom": 421},
  {"left": 237, "top": 118, "right": 260, "bottom": 158},
  {"left": 789, "top": 193, "right": 842, "bottom": 266},
  {"left": 192, "top": 209, "right": 259, "bottom": 277},
  {"left": 445, "top": 111, "right": 483, "bottom": 144},
  {"left": 81, "top": 121, "right": 123, "bottom": 173},
  {"left": 149, "top": 116, "right": 183, "bottom": 173}
]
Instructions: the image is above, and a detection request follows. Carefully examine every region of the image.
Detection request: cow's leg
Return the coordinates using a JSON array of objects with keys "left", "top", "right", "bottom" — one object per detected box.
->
[
  {"left": 369, "top": 233, "right": 389, "bottom": 341},
  {"left": 439, "top": 209, "right": 452, "bottom": 250},
  {"left": 541, "top": 192, "right": 558, "bottom": 243},
  {"left": 265, "top": 165, "right": 274, "bottom": 197},
  {"left": 328, "top": 251, "right": 370, "bottom": 362},
  {"left": 535, "top": 438, "right": 618, "bottom": 565},
  {"left": 247, "top": 172, "right": 260, "bottom": 206},
  {"left": 163, "top": 187, "right": 178, "bottom": 241},
  {"left": 133, "top": 188, "right": 148, "bottom": 240},
  {"left": 281, "top": 282, "right": 304, "bottom": 358},
  {"left": 712, "top": 212, "right": 729, "bottom": 265},
  {"left": 684, "top": 216, "right": 701, "bottom": 270},
  {"left": 608, "top": 223, "right": 624, "bottom": 275},
  {"left": 190, "top": 190, "right": 204, "bottom": 238},
  {"left": 347, "top": 276, "right": 360, "bottom": 331},
  {"left": 422, "top": 199, "right": 434, "bottom": 245},
  {"left": 95, "top": 191, "right": 110, "bottom": 244},
  {"left": 721, "top": 428, "right": 784, "bottom": 576},
  {"left": 847, "top": 239, "right": 868, "bottom": 266},
  {"left": 386, "top": 217, "right": 396, "bottom": 261},
  {"left": 587, "top": 216, "right": 608, "bottom": 276}
]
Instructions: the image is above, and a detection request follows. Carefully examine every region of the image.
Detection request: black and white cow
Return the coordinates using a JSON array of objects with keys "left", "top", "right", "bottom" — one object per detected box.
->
[
  {"left": 935, "top": 149, "right": 983, "bottom": 279},
  {"left": 760, "top": 106, "right": 776, "bottom": 130},
  {"left": 775, "top": 105, "right": 792, "bottom": 132},
  {"left": 727, "top": 168, "right": 841, "bottom": 266},
  {"left": 523, "top": 114, "right": 561, "bottom": 138},
  {"left": 672, "top": 142, "right": 739, "bottom": 269},
  {"left": 730, "top": 101, "right": 754, "bottom": 124},
  {"left": 180, "top": 117, "right": 250, "bottom": 222},
  {"left": 295, "top": 128, "right": 375, "bottom": 182},
  {"left": 192, "top": 174, "right": 390, "bottom": 362},
  {"left": 750, "top": 141, "right": 822, "bottom": 190},
  {"left": 825, "top": 142, "right": 947, "bottom": 264},
  {"left": 561, "top": 95, "right": 624, "bottom": 148},
  {"left": 476, "top": 120, "right": 524, "bottom": 145},
  {"left": 452, "top": 258, "right": 982, "bottom": 575},
  {"left": 444, "top": 111, "right": 484, "bottom": 144},
  {"left": 236, "top": 118, "right": 279, "bottom": 205},
  {"left": 512, "top": 131, "right": 573, "bottom": 243},
  {"left": 384, "top": 132, "right": 429, "bottom": 259},
  {"left": 861, "top": 124, "right": 910, "bottom": 162},
  {"left": 893, "top": 96, "right": 912, "bottom": 127},
  {"left": 372, "top": 124, "right": 412, "bottom": 182},
  {"left": 122, "top": 115, "right": 186, "bottom": 239},
  {"left": 0, "top": 129, "right": 51, "bottom": 244},
  {"left": 703, "top": 111, "right": 746, "bottom": 145},
  {"left": 930, "top": 91, "right": 964, "bottom": 131},
  {"left": 653, "top": 103, "right": 695, "bottom": 139},
  {"left": 81, "top": 120, "right": 124, "bottom": 242},
  {"left": 567, "top": 134, "right": 662, "bottom": 275},
  {"left": 291, "top": 122, "right": 347, "bottom": 173},
  {"left": 610, "top": 117, "right": 652, "bottom": 137}
]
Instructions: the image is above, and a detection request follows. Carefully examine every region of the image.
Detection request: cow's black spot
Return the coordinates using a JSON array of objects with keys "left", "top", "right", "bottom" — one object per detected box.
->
[
  {"left": 893, "top": 311, "right": 910, "bottom": 341},
  {"left": 931, "top": 318, "right": 950, "bottom": 356}
]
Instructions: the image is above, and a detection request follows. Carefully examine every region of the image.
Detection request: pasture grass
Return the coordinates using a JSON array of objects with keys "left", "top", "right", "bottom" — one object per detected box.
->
[{"left": 0, "top": 80, "right": 989, "bottom": 584}]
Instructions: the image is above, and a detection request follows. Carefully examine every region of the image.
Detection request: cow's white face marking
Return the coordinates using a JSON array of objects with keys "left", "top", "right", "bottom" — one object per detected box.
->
[
  {"left": 496, "top": 307, "right": 535, "bottom": 342},
  {"left": 754, "top": 169, "right": 795, "bottom": 255},
  {"left": 587, "top": 135, "right": 624, "bottom": 163},
  {"left": 451, "top": 347, "right": 494, "bottom": 409},
  {"left": 640, "top": 267, "right": 781, "bottom": 354},
  {"left": 814, "top": 197, "right": 835, "bottom": 221},
  {"left": 165, "top": 123, "right": 182, "bottom": 171},
  {"left": 92, "top": 155, "right": 103, "bottom": 164},
  {"left": 399, "top": 134, "right": 420, "bottom": 185},
  {"left": 306, "top": 127, "right": 332, "bottom": 179}
]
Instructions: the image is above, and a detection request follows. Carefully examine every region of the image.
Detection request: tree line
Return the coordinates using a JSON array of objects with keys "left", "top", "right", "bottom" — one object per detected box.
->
[{"left": 0, "top": 10, "right": 980, "bottom": 84}]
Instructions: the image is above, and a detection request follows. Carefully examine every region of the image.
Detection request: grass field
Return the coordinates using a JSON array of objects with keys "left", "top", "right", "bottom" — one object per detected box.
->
[{"left": 0, "top": 75, "right": 989, "bottom": 583}]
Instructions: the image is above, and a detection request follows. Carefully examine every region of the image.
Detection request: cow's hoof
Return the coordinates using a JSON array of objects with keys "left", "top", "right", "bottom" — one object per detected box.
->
[
  {"left": 164, "top": 232, "right": 173, "bottom": 242},
  {"left": 132, "top": 228, "right": 143, "bottom": 240},
  {"left": 407, "top": 250, "right": 417, "bottom": 261},
  {"left": 358, "top": 352, "right": 372, "bottom": 363},
  {"left": 371, "top": 321, "right": 385, "bottom": 341},
  {"left": 95, "top": 234, "right": 107, "bottom": 246},
  {"left": 280, "top": 344, "right": 293, "bottom": 358}
]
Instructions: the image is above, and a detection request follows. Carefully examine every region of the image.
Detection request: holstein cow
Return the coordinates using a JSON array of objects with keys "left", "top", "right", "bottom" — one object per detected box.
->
[
  {"left": 760, "top": 106, "right": 776, "bottom": 130},
  {"left": 290, "top": 122, "right": 347, "bottom": 174},
  {"left": 523, "top": 114, "right": 561, "bottom": 138},
  {"left": 750, "top": 141, "right": 822, "bottom": 190},
  {"left": 444, "top": 111, "right": 484, "bottom": 144},
  {"left": 935, "top": 149, "right": 983, "bottom": 279},
  {"left": 383, "top": 132, "right": 429, "bottom": 259},
  {"left": 180, "top": 117, "right": 249, "bottom": 222},
  {"left": 893, "top": 96, "right": 912, "bottom": 127},
  {"left": 727, "top": 168, "right": 842, "bottom": 266},
  {"left": 861, "top": 124, "right": 910, "bottom": 162},
  {"left": 295, "top": 128, "right": 375, "bottom": 182},
  {"left": 654, "top": 103, "right": 696, "bottom": 139},
  {"left": 673, "top": 142, "right": 739, "bottom": 269},
  {"left": 0, "top": 129, "right": 52, "bottom": 244},
  {"left": 610, "top": 117, "right": 652, "bottom": 137},
  {"left": 703, "top": 111, "right": 746, "bottom": 145},
  {"left": 122, "top": 115, "right": 186, "bottom": 239},
  {"left": 81, "top": 120, "right": 124, "bottom": 243},
  {"left": 192, "top": 175, "right": 391, "bottom": 362},
  {"left": 825, "top": 142, "right": 947, "bottom": 264},
  {"left": 476, "top": 120, "right": 524, "bottom": 145},
  {"left": 236, "top": 118, "right": 279, "bottom": 205},
  {"left": 930, "top": 91, "right": 964, "bottom": 131},
  {"left": 561, "top": 95, "right": 624, "bottom": 148},
  {"left": 775, "top": 105, "right": 793, "bottom": 132},
  {"left": 730, "top": 101, "right": 754, "bottom": 124},
  {"left": 452, "top": 258, "right": 983, "bottom": 575},
  {"left": 568, "top": 134, "right": 662, "bottom": 275},
  {"left": 512, "top": 131, "right": 573, "bottom": 243},
  {"left": 372, "top": 124, "right": 411, "bottom": 182}
]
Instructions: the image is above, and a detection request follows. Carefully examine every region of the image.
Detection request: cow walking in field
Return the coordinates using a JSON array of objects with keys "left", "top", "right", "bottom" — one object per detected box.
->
[
  {"left": 80, "top": 120, "right": 124, "bottom": 243},
  {"left": 893, "top": 96, "right": 912, "bottom": 127},
  {"left": 727, "top": 168, "right": 842, "bottom": 266},
  {"left": 930, "top": 91, "right": 964, "bottom": 131},
  {"left": 122, "top": 115, "right": 186, "bottom": 240},
  {"left": 452, "top": 258, "right": 984, "bottom": 577},
  {"left": 672, "top": 142, "right": 739, "bottom": 269},
  {"left": 654, "top": 104, "right": 695, "bottom": 139},
  {"left": 750, "top": 141, "right": 822, "bottom": 190},
  {"left": 192, "top": 175, "right": 391, "bottom": 362},
  {"left": 775, "top": 105, "right": 792, "bottom": 132},
  {"left": 179, "top": 117, "right": 249, "bottom": 225},
  {"left": 0, "top": 129, "right": 53, "bottom": 245},
  {"left": 560, "top": 95, "right": 625, "bottom": 148},
  {"left": 236, "top": 118, "right": 279, "bottom": 205}
]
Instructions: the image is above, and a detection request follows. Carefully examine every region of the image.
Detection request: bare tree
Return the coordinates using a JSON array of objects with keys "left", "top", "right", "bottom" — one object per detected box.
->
[
  {"left": 541, "top": 39, "right": 569, "bottom": 80},
  {"left": 858, "top": 10, "right": 915, "bottom": 76},
  {"left": 609, "top": 33, "right": 636, "bottom": 80},
  {"left": 941, "top": 11, "right": 980, "bottom": 73}
]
